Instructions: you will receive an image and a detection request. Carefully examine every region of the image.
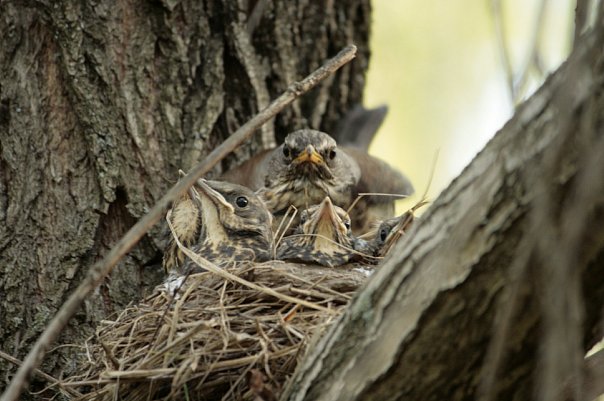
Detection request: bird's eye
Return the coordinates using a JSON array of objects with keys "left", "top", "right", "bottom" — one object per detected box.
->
[
  {"left": 379, "top": 227, "right": 389, "bottom": 242},
  {"left": 344, "top": 220, "right": 351, "bottom": 230},
  {"left": 235, "top": 196, "right": 249, "bottom": 208},
  {"left": 328, "top": 149, "right": 336, "bottom": 160},
  {"left": 283, "top": 146, "right": 291, "bottom": 158}
]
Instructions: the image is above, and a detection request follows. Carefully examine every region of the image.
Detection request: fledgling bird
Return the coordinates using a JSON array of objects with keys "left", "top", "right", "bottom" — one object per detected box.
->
[
  {"left": 344, "top": 214, "right": 410, "bottom": 266},
  {"left": 222, "top": 129, "right": 413, "bottom": 234},
  {"left": 334, "top": 104, "right": 389, "bottom": 152},
  {"left": 366, "top": 199, "right": 428, "bottom": 260},
  {"left": 163, "top": 179, "right": 203, "bottom": 273},
  {"left": 373, "top": 214, "right": 413, "bottom": 258},
  {"left": 276, "top": 196, "right": 357, "bottom": 267},
  {"left": 163, "top": 178, "right": 274, "bottom": 273}
]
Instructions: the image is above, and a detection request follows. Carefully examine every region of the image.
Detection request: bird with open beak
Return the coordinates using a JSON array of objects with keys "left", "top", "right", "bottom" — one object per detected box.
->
[
  {"left": 221, "top": 129, "right": 413, "bottom": 234},
  {"left": 276, "top": 196, "right": 357, "bottom": 267},
  {"left": 163, "top": 179, "right": 274, "bottom": 273}
]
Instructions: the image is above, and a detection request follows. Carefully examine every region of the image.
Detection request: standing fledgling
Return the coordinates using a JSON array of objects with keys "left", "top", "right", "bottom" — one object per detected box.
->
[{"left": 276, "top": 197, "right": 357, "bottom": 267}]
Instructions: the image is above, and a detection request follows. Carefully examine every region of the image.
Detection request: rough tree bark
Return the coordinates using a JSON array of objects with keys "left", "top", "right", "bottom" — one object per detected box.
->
[
  {"left": 282, "top": 12, "right": 604, "bottom": 401},
  {"left": 0, "top": 0, "right": 370, "bottom": 392}
]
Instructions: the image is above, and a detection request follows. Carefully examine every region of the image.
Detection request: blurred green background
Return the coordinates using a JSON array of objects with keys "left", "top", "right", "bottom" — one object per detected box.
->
[{"left": 365, "top": 0, "right": 574, "bottom": 213}]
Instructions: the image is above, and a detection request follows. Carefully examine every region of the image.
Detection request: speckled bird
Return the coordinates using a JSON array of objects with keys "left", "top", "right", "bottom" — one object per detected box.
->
[
  {"left": 276, "top": 196, "right": 357, "bottom": 267},
  {"left": 163, "top": 179, "right": 274, "bottom": 273},
  {"left": 221, "top": 129, "right": 413, "bottom": 234},
  {"left": 373, "top": 214, "right": 411, "bottom": 257},
  {"left": 163, "top": 182, "right": 203, "bottom": 273},
  {"left": 368, "top": 199, "right": 428, "bottom": 259}
]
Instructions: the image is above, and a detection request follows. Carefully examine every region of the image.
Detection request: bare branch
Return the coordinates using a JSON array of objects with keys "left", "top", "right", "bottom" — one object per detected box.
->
[
  {"left": 514, "top": 0, "right": 548, "bottom": 100},
  {"left": 0, "top": 350, "right": 82, "bottom": 399},
  {"left": 490, "top": 0, "right": 516, "bottom": 104},
  {"left": 575, "top": 0, "right": 590, "bottom": 45},
  {"left": 491, "top": 0, "right": 553, "bottom": 105}
]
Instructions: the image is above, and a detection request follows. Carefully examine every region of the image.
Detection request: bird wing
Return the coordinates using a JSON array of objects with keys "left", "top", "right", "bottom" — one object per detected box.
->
[
  {"left": 335, "top": 104, "right": 388, "bottom": 152},
  {"left": 220, "top": 149, "right": 273, "bottom": 190},
  {"left": 343, "top": 147, "right": 414, "bottom": 204}
]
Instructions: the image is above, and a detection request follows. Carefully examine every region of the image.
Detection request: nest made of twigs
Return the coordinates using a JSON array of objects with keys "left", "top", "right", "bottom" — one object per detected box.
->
[{"left": 62, "top": 261, "right": 371, "bottom": 401}]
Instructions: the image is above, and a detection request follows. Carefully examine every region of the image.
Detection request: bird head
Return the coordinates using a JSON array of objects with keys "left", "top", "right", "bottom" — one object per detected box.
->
[
  {"left": 261, "top": 129, "right": 361, "bottom": 214},
  {"left": 276, "top": 129, "right": 350, "bottom": 181},
  {"left": 192, "top": 179, "right": 275, "bottom": 264},
  {"left": 280, "top": 130, "right": 338, "bottom": 180},
  {"left": 373, "top": 210, "right": 417, "bottom": 257},
  {"left": 277, "top": 196, "right": 354, "bottom": 267},
  {"left": 299, "top": 196, "right": 352, "bottom": 246}
]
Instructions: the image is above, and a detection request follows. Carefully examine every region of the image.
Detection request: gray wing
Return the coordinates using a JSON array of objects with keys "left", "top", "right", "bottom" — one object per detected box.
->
[
  {"left": 343, "top": 147, "right": 414, "bottom": 202},
  {"left": 335, "top": 104, "right": 388, "bottom": 152},
  {"left": 220, "top": 149, "right": 273, "bottom": 190}
]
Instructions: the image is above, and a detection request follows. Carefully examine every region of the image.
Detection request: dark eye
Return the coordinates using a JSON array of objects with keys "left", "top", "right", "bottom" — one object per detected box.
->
[
  {"left": 283, "top": 146, "right": 291, "bottom": 158},
  {"left": 328, "top": 149, "right": 336, "bottom": 160},
  {"left": 379, "top": 227, "right": 388, "bottom": 242},
  {"left": 236, "top": 196, "right": 249, "bottom": 208},
  {"left": 344, "top": 220, "right": 351, "bottom": 230}
]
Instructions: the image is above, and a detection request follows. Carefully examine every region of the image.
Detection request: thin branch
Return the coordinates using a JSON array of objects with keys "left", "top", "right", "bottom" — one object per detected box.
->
[
  {"left": 491, "top": 0, "right": 549, "bottom": 106},
  {"left": 0, "top": 44, "right": 357, "bottom": 401},
  {"left": 513, "top": 0, "right": 548, "bottom": 101},
  {"left": 490, "top": 0, "right": 516, "bottom": 105},
  {"left": 574, "top": 0, "right": 590, "bottom": 45},
  {"left": 0, "top": 350, "right": 82, "bottom": 399}
]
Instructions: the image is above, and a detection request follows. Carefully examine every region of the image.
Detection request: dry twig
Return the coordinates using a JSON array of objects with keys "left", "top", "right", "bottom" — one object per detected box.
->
[{"left": 0, "top": 350, "right": 82, "bottom": 399}]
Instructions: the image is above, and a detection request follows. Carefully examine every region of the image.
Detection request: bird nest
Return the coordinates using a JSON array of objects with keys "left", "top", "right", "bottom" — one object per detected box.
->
[{"left": 62, "top": 261, "right": 371, "bottom": 401}]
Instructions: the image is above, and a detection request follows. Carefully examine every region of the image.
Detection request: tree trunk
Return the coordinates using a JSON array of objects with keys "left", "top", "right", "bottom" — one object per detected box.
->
[
  {"left": 282, "top": 14, "right": 604, "bottom": 401},
  {"left": 0, "top": 0, "right": 370, "bottom": 391}
]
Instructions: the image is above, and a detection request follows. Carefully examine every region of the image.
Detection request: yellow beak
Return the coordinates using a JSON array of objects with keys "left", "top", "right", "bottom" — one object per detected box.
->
[
  {"left": 195, "top": 179, "right": 234, "bottom": 212},
  {"left": 293, "top": 145, "right": 325, "bottom": 165},
  {"left": 313, "top": 197, "right": 345, "bottom": 237}
]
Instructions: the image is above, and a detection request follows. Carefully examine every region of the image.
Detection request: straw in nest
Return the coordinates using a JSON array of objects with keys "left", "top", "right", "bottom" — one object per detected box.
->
[{"left": 62, "top": 260, "right": 371, "bottom": 401}]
